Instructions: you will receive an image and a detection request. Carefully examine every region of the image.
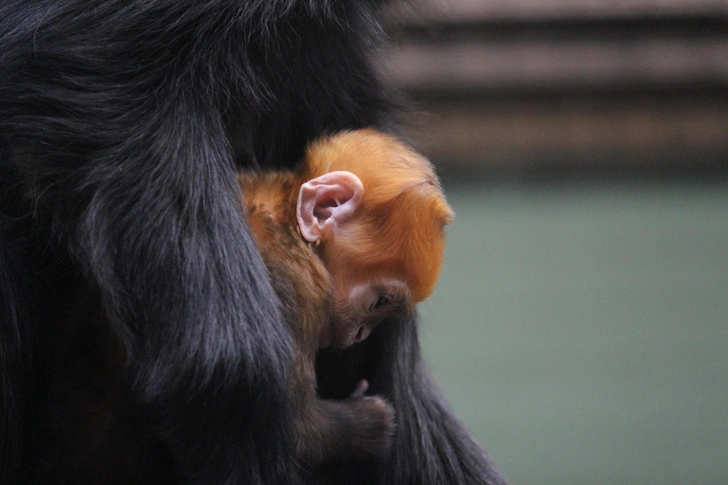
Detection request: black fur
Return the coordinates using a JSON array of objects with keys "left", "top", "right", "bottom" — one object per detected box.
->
[
  {"left": 314, "top": 316, "right": 507, "bottom": 485},
  {"left": 0, "top": 1, "right": 505, "bottom": 484}
]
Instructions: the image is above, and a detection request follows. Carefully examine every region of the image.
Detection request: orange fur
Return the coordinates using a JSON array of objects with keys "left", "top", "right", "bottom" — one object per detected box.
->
[{"left": 303, "top": 129, "right": 454, "bottom": 302}]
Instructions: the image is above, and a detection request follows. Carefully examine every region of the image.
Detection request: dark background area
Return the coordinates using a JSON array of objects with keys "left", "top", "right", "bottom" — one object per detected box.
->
[
  {"left": 382, "top": 0, "right": 728, "bottom": 177},
  {"left": 380, "top": 2, "right": 728, "bottom": 484}
]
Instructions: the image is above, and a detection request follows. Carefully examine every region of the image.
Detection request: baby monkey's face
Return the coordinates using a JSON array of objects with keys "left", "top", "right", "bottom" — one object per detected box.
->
[{"left": 320, "top": 274, "right": 413, "bottom": 349}]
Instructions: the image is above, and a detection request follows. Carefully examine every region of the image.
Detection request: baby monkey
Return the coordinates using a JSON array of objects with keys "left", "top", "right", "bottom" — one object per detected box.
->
[{"left": 237, "top": 129, "right": 454, "bottom": 468}]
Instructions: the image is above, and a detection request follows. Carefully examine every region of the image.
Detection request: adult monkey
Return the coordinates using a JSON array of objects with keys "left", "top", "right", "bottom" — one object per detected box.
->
[{"left": 0, "top": 2, "right": 505, "bottom": 485}]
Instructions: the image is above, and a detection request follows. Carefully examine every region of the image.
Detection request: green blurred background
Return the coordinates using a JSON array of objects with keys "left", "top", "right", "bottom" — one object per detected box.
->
[
  {"left": 419, "top": 179, "right": 728, "bottom": 485},
  {"left": 382, "top": 1, "right": 728, "bottom": 484}
]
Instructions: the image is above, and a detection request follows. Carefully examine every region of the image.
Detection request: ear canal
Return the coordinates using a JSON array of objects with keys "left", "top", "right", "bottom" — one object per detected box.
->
[{"left": 297, "top": 171, "right": 363, "bottom": 243}]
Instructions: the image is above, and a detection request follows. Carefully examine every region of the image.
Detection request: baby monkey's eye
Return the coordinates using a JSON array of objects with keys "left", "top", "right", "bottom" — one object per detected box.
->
[{"left": 372, "top": 295, "right": 391, "bottom": 310}]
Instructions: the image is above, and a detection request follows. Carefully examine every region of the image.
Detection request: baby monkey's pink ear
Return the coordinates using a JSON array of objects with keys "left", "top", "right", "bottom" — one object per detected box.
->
[{"left": 297, "top": 171, "right": 364, "bottom": 243}]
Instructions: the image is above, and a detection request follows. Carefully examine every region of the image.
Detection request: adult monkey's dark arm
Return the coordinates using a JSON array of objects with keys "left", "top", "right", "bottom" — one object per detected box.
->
[
  {"left": 316, "top": 316, "right": 508, "bottom": 485},
  {"left": 0, "top": 1, "right": 389, "bottom": 484}
]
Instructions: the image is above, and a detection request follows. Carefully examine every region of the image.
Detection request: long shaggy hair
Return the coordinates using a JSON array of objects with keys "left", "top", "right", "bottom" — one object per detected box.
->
[{"left": 0, "top": 1, "right": 506, "bottom": 484}]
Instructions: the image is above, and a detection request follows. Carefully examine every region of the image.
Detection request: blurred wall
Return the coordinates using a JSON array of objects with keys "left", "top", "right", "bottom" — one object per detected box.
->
[{"left": 380, "top": 0, "right": 728, "bottom": 175}]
